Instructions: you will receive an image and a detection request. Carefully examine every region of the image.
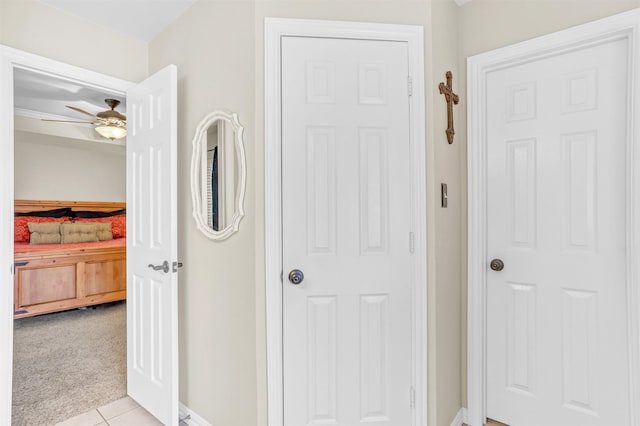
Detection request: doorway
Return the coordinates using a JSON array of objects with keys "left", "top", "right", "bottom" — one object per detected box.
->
[
  {"left": 264, "top": 18, "right": 427, "bottom": 426},
  {"left": 0, "top": 46, "right": 134, "bottom": 424},
  {"left": 467, "top": 9, "right": 640, "bottom": 426},
  {"left": 0, "top": 45, "right": 179, "bottom": 425},
  {"left": 11, "top": 67, "right": 128, "bottom": 423}
]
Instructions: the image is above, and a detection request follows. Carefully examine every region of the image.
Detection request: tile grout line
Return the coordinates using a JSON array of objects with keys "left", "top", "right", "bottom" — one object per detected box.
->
[{"left": 96, "top": 408, "right": 109, "bottom": 425}]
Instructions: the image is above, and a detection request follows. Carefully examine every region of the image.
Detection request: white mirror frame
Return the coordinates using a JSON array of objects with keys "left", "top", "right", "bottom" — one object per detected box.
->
[{"left": 190, "top": 110, "right": 246, "bottom": 240}]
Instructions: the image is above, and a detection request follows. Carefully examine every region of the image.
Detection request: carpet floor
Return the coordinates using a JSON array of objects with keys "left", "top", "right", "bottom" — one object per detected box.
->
[{"left": 12, "top": 302, "right": 127, "bottom": 426}]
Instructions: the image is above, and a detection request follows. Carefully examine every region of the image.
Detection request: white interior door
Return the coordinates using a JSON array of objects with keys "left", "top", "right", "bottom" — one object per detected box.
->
[
  {"left": 282, "top": 36, "right": 414, "bottom": 425},
  {"left": 126, "top": 64, "right": 178, "bottom": 425},
  {"left": 486, "top": 37, "right": 630, "bottom": 425}
]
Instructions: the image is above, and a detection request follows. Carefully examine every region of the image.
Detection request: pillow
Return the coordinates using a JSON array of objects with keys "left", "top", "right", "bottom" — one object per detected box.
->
[
  {"left": 60, "top": 223, "right": 99, "bottom": 244},
  {"left": 14, "top": 216, "right": 69, "bottom": 242},
  {"left": 77, "top": 215, "right": 126, "bottom": 238},
  {"left": 28, "top": 222, "right": 61, "bottom": 245},
  {"left": 73, "top": 208, "right": 126, "bottom": 218},
  {"left": 15, "top": 207, "right": 72, "bottom": 218},
  {"left": 111, "top": 215, "right": 126, "bottom": 238},
  {"left": 94, "top": 222, "right": 113, "bottom": 241}
]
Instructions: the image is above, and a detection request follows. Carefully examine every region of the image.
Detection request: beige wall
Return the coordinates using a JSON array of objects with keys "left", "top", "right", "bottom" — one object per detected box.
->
[
  {"left": 149, "top": 0, "right": 466, "bottom": 425},
  {"left": 430, "top": 1, "right": 463, "bottom": 424},
  {"left": 456, "top": 0, "right": 640, "bottom": 408},
  {"left": 149, "top": 2, "right": 257, "bottom": 425},
  {"left": 14, "top": 131, "right": 126, "bottom": 202},
  {"left": 13, "top": 0, "right": 633, "bottom": 424},
  {"left": 459, "top": 0, "right": 640, "bottom": 59},
  {"left": 0, "top": 0, "right": 148, "bottom": 82},
  {"left": 153, "top": 1, "right": 640, "bottom": 423}
]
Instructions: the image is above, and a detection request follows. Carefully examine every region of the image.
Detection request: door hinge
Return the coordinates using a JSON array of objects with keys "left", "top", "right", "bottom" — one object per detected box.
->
[
  {"left": 410, "top": 386, "right": 416, "bottom": 409},
  {"left": 407, "top": 76, "right": 413, "bottom": 97},
  {"left": 409, "top": 232, "right": 415, "bottom": 254}
]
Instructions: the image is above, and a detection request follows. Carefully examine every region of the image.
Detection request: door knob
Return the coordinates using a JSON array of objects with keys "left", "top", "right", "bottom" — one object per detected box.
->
[
  {"left": 288, "top": 269, "right": 304, "bottom": 285},
  {"left": 490, "top": 258, "right": 504, "bottom": 272},
  {"left": 148, "top": 260, "right": 170, "bottom": 274}
]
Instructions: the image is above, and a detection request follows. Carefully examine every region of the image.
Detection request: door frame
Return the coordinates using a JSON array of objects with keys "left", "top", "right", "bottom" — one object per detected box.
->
[
  {"left": 264, "top": 18, "right": 427, "bottom": 426},
  {"left": 0, "top": 45, "right": 134, "bottom": 424},
  {"left": 467, "top": 9, "right": 640, "bottom": 426}
]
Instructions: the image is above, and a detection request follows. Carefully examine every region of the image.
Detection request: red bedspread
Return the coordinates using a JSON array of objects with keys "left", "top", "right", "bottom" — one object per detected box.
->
[{"left": 14, "top": 237, "right": 126, "bottom": 254}]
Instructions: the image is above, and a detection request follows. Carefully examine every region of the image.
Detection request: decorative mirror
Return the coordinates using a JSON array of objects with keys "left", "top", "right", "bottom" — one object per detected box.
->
[{"left": 190, "top": 111, "right": 246, "bottom": 240}]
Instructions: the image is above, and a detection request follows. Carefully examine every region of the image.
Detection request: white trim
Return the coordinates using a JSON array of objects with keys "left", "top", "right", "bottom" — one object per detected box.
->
[
  {"left": 0, "top": 44, "right": 134, "bottom": 425},
  {"left": 450, "top": 407, "right": 468, "bottom": 426},
  {"left": 179, "top": 402, "right": 212, "bottom": 426},
  {"left": 467, "top": 9, "right": 640, "bottom": 426},
  {"left": 264, "top": 17, "right": 427, "bottom": 426}
]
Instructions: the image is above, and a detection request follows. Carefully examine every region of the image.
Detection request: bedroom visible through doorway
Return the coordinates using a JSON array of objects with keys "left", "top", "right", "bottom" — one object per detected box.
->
[{"left": 11, "top": 67, "right": 128, "bottom": 424}]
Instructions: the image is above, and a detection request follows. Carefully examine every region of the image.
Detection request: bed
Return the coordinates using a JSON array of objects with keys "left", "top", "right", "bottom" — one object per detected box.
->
[{"left": 13, "top": 200, "right": 126, "bottom": 319}]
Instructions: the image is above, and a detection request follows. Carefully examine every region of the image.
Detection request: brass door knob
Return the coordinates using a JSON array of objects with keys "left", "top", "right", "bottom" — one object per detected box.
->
[{"left": 490, "top": 259, "right": 504, "bottom": 272}]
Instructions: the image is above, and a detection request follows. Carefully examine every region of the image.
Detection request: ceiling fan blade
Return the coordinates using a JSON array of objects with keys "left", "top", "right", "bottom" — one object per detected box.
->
[
  {"left": 41, "top": 119, "right": 99, "bottom": 124},
  {"left": 66, "top": 105, "right": 99, "bottom": 119}
]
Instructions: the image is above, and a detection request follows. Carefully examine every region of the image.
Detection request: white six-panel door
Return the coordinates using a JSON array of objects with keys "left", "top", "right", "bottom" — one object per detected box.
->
[
  {"left": 486, "top": 37, "right": 630, "bottom": 426},
  {"left": 281, "top": 36, "right": 413, "bottom": 425},
  {"left": 126, "top": 65, "right": 178, "bottom": 425}
]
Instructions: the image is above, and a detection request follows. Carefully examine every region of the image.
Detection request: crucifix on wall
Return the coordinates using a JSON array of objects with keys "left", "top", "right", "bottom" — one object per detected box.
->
[{"left": 439, "top": 71, "right": 459, "bottom": 144}]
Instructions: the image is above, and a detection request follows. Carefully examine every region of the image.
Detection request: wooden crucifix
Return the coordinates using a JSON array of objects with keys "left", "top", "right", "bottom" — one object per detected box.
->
[{"left": 439, "top": 71, "right": 459, "bottom": 144}]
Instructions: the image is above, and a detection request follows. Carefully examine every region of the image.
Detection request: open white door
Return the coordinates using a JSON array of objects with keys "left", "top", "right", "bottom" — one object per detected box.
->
[{"left": 126, "top": 64, "right": 178, "bottom": 425}]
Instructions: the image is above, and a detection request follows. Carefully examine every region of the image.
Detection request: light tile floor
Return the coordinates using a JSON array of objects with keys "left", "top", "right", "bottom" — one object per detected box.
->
[
  {"left": 55, "top": 396, "right": 162, "bottom": 426},
  {"left": 464, "top": 420, "right": 509, "bottom": 426}
]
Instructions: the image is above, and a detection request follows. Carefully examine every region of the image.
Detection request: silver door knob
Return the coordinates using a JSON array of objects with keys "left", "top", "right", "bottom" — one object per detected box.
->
[
  {"left": 148, "top": 260, "right": 170, "bottom": 273},
  {"left": 490, "top": 258, "right": 504, "bottom": 272},
  {"left": 288, "top": 269, "right": 304, "bottom": 285}
]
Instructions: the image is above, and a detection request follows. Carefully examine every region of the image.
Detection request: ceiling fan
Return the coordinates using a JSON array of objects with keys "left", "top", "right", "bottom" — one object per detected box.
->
[{"left": 42, "top": 98, "right": 127, "bottom": 140}]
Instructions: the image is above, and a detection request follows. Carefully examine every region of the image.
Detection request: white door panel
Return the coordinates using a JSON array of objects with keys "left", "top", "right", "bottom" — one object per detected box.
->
[
  {"left": 282, "top": 36, "right": 413, "bottom": 426},
  {"left": 126, "top": 65, "right": 178, "bottom": 425},
  {"left": 486, "top": 38, "right": 629, "bottom": 426}
]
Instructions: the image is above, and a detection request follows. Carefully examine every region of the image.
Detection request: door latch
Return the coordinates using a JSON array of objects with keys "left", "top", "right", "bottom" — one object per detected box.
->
[{"left": 172, "top": 261, "right": 183, "bottom": 273}]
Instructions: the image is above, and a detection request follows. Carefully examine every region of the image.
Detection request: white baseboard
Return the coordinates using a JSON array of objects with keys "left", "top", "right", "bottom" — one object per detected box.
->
[
  {"left": 178, "top": 403, "right": 468, "bottom": 426},
  {"left": 179, "top": 402, "right": 212, "bottom": 426},
  {"left": 450, "top": 407, "right": 468, "bottom": 426}
]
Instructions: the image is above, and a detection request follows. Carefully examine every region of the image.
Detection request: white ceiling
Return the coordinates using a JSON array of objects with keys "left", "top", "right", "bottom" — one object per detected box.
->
[
  {"left": 38, "top": 0, "right": 196, "bottom": 43},
  {"left": 14, "top": 68, "right": 128, "bottom": 146},
  {"left": 14, "top": 68, "right": 126, "bottom": 121}
]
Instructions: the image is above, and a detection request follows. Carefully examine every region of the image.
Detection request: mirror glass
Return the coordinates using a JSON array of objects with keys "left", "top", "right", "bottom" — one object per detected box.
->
[{"left": 190, "top": 111, "right": 246, "bottom": 240}]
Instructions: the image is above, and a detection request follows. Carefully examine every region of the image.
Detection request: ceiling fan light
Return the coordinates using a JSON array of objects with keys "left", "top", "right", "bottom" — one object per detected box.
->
[{"left": 95, "top": 124, "right": 127, "bottom": 140}]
